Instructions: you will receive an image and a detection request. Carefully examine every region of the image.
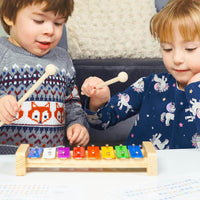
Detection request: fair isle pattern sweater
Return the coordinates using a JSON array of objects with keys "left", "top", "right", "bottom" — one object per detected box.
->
[
  {"left": 0, "top": 37, "right": 88, "bottom": 147},
  {"left": 86, "top": 73, "right": 200, "bottom": 149}
]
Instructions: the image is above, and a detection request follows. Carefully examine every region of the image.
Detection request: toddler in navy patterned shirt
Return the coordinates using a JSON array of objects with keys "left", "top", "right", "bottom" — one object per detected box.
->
[{"left": 81, "top": 0, "right": 200, "bottom": 149}]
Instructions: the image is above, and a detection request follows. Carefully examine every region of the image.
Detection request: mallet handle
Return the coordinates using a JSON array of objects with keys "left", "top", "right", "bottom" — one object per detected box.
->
[
  {"left": 96, "top": 77, "right": 119, "bottom": 89},
  {"left": 18, "top": 72, "right": 49, "bottom": 105}
]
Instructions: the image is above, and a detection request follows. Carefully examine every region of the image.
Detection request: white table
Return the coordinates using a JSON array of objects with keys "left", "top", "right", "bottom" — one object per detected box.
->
[{"left": 0, "top": 149, "right": 200, "bottom": 200}]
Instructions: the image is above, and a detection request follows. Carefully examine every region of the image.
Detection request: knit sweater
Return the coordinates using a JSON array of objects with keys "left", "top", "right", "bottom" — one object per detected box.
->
[
  {"left": 0, "top": 37, "right": 88, "bottom": 147},
  {"left": 86, "top": 73, "right": 200, "bottom": 149}
]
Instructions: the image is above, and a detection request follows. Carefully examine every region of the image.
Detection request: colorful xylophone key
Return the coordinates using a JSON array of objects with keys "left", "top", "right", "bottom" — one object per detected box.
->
[
  {"left": 73, "top": 146, "right": 85, "bottom": 159},
  {"left": 87, "top": 145, "right": 100, "bottom": 159},
  {"left": 115, "top": 144, "right": 130, "bottom": 159},
  {"left": 57, "top": 147, "right": 70, "bottom": 159},
  {"left": 42, "top": 147, "right": 56, "bottom": 159},
  {"left": 101, "top": 144, "right": 115, "bottom": 159},
  {"left": 28, "top": 147, "right": 43, "bottom": 158},
  {"left": 128, "top": 144, "right": 143, "bottom": 158}
]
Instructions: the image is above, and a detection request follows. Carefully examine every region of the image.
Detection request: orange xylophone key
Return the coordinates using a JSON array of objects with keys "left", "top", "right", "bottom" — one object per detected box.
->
[
  {"left": 73, "top": 146, "right": 85, "bottom": 159},
  {"left": 87, "top": 145, "right": 100, "bottom": 159}
]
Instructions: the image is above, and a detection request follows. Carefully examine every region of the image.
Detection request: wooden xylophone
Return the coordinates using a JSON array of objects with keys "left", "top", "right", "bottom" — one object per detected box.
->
[{"left": 15, "top": 141, "right": 157, "bottom": 176}]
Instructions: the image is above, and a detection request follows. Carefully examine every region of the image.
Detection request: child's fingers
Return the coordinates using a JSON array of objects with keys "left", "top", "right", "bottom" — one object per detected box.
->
[
  {"left": 188, "top": 72, "right": 200, "bottom": 85},
  {"left": 81, "top": 77, "right": 105, "bottom": 96},
  {"left": 0, "top": 110, "right": 14, "bottom": 124},
  {"left": 80, "top": 135, "right": 89, "bottom": 146},
  {"left": 67, "top": 125, "right": 89, "bottom": 146},
  {"left": 76, "top": 129, "right": 90, "bottom": 146},
  {"left": 0, "top": 96, "right": 19, "bottom": 124},
  {"left": 67, "top": 128, "right": 73, "bottom": 141},
  {"left": 81, "top": 84, "right": 97, "bottom": 97},
  {"left": 70, "top": 131, "right": 89, "bottom": 146},
  {"left": 67, "top": 125, "right": 79, "bottom": 145},
  {"left": 68, "top": 131, "right": 79, "bottom": 145},
  {"left": 6, "top": 99, "right": 19, "bottom": 116}
]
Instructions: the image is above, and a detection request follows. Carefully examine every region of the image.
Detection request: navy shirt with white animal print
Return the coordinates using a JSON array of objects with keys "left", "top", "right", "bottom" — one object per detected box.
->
[{"left": 86, "top": 73, "right": 200, "bottom": 149}]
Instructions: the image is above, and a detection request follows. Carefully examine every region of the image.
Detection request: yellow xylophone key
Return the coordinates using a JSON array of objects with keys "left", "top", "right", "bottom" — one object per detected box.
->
[{"left": 101, "top": 144, "right": 115, "bottom": 159}]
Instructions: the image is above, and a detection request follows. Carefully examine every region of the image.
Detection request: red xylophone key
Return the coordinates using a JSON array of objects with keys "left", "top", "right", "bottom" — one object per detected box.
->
[{"left": 73, "top": 146, "right": 85, "bottom": 159}]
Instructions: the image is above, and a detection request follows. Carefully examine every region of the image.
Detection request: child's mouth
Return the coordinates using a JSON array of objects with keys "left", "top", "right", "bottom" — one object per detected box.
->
[
  {"left": 37, "top": 41, "right": 51, "bottom": 50},
  {"left": 175, "top": 69, "right": 188, "bottom": 73}
]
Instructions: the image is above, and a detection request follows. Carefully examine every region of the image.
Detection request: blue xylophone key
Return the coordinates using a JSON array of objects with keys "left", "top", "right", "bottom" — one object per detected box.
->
[
  {"left": 128, "top": 145, "right": 143, "bottom": 158},
  {"left": 28, "top": 147, "right": 43, "bottom": 158}
]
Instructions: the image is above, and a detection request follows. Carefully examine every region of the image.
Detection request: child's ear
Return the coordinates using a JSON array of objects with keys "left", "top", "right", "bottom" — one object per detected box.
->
[{"left": 3, "top": 16, "right": 13, "bottom": 26}]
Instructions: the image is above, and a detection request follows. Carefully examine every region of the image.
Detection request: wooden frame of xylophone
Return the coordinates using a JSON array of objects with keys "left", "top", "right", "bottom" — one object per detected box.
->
[{"left": 15, "top": 141, "right": 157, "bottom": 176}]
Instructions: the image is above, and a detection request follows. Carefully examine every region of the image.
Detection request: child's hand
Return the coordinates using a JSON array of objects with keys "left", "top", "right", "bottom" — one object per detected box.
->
[
  {"left": 188, "top": 72, "right": 200, "bottom": 85},
  {"left": 81, "top": 77, "right": 110, "bottom": 111},
  {"left": 67, "top": 123, "right": 89, "bottom": 146},
  {"left": 0, "top": 95, "right": 19, "bottom": 124}
]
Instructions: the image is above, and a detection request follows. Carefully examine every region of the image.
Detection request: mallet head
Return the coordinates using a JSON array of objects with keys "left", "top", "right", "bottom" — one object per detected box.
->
[
  {"left": 118, "top": 72, "right": 128, "bottom": 83},
  {"left": 45, "top": 64, "right": 57, "bottom": 75}
]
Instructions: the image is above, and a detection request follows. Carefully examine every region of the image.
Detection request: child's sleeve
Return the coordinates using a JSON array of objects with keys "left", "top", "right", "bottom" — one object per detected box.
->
[
  {"left": 0, "top": 46, "right": 9, "bottom": 99},
  {"left": 85, "top": 75, "right": 152, "bottom": 130},
  {"left": 185, "top": 81, "right": 200, "bottom": 133},
  {"left": 64, "top": 53, "right": 89, "bottom": 130},
  {"left": 65, "top": 84, "right": 89, "bottom": 130}
]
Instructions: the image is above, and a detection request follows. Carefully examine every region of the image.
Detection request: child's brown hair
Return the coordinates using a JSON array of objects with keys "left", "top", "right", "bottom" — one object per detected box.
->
[
  {"left": 150, "top": 0, "right": 200, "bottom": 43},
  {"left": 0, "top": 0, "right": 74, "bottom": 34}
]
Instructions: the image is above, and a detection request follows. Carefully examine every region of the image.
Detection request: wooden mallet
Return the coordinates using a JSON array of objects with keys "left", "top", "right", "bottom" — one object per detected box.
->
[
  {"left": 0, "top": 64, "right": 57, "bottom": 127},
  {"left": 81, "top": 71, "right": 128, "bottom": 95}
]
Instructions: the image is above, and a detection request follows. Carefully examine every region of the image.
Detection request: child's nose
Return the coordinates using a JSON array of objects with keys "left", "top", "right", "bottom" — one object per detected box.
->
[
  {"left": 43, "top": 22, "right": 54, "bottom": 35},
  {"left": 173, "top": 50, "right": 184, "bottom": 64}
]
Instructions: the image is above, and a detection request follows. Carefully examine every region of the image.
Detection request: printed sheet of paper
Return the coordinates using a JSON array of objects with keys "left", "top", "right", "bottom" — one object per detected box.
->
[
  {"left": 0, "top": 183, "right": 84, "bottom": 200},
  {"left": 103, "top": 177, "right": 200, "bottom": 200}
]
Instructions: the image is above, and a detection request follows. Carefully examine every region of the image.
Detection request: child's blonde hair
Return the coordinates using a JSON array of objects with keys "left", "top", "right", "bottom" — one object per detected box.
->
[
  {"left": 150, "top": 0, "right": 200, "bottom": 43},
  {"left": 0, "top": 0, "right": 74, "bottom": 35}
]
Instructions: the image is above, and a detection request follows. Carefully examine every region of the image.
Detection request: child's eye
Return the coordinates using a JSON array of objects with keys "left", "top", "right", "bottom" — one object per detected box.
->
[
  {"left": 185, "top": 47, "right": 196, "bottom": 51},
  {"left": 34, "top": 20, "right": 44, "bottom": 24},
  {"left": 162, "top": 48, "right": 172, "bottom": 52},
  {"left": 54, "top": 22, "right": 63, "bottom": 26}
]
